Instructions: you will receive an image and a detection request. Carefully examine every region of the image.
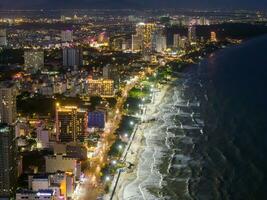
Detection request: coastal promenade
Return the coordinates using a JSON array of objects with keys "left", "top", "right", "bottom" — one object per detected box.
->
[{"left": 106, "top": 84, "right": 168, "bottom": 200}]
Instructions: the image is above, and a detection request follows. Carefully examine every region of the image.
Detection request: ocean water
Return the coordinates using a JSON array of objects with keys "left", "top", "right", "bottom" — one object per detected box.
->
[{"left": 124, "top": 35, "right": 267, "bottom": 200}]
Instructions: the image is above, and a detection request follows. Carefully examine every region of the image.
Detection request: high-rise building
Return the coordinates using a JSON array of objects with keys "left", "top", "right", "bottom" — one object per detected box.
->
[
  {"left": 198, "top": 17, "right": 210, "bottom": 26},
  {"left": 210, "top": 31, "right": 217, "bottom": 42},
  {"left": 0, "top": 83, "right": 17, "bottom": 125},
  {"left": 61, "top": 30, "right": 73, "bottom": 42},
  {"left": 102, "top": 65, "right": 112, "bottom": 79},
  {"left": 173, "top": 34, "right": 180, "bottom": 48},
  {"left": 179, "top": 36, "right": 188, "bottom": 49},
  {"left": 188, "top": 25, "right": 197, "bottom": 43},
  {"left": 131, "top": 34, "right": 143, "bottom": 52},
  {"left": 0, "top": 29, "right": 7, "bottom": 46},
  {"left": 154, "top": 35, "right": 167, "bottom": 53},
  {"left": 0, "top": 124, "right": 17, "bottom": 198},
  {"left": 63, "top": 48, "right": 82, "bottom": 67},
  {"left": 56, "top": 105, "right": 87, "bottom": 142},
  {"left": 134, "top": 22, "right": 157, "bottom": 51},
  {"left": 88, "top": 79, "right": 114, "bottom": 97},
  {"left": 24, "top": 50, "right": 44, "bottom": 71}
]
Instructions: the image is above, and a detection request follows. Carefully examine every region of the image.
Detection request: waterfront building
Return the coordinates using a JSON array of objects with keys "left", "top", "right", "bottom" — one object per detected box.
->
[
  {"left": 0, "top": 83, "right": 17, "bottom": 124},
  {"left": 0, "top": 124, "right": 17, "bottom": 198},
  {"left": 88, "top": 78, "right": 114, "bottom": 97},
  {"left": 56, "top": 105, "right": 87, "bottom": 142}
]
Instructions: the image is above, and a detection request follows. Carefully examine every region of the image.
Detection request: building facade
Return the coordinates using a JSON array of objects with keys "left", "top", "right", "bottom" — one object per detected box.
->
[
  {"left": 63, "top": 48, "right": 82, "bottom": 67},
  {"left": 61, "top": 30, "right": 73, "bottom": 42},
  {"left": 0, "top": 83, "right": 17, "bottom": 124},
  {"left": 45, "top": 154, "right": 81, "bottom": 179},
  {"left": 0, "top": 124, "right": 17, "bottom": 198},
  {"left": 56, "top": 105, "right": 87, "bottom": 142},
  {"left": 188, "top": 25, "right": 197, "bottom": 43},
  {"left": 88, "top": 79, "right": 114, "bottom": 97},
  {"left": 0, "top": 29, "right": 7, "bottom": 46}
]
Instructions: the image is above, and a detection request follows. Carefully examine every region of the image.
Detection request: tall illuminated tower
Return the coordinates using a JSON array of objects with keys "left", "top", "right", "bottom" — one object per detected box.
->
[
  {"left": 0, "top": 83, "right": 17, "bottom": 125},
  {"left": 135, "top": 23, "right": 157, "bottom": 51},
  {"left": 0, "top": 124, "right": 17, "bottom": 198},
  {"left": 188, "top": 25, "right": 197, "bottom": 43}
]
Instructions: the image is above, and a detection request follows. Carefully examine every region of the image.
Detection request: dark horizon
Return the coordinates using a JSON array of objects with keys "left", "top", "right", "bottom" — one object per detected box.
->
[{"left": 0, "top": 0, "right": 266, "bottom": 11}]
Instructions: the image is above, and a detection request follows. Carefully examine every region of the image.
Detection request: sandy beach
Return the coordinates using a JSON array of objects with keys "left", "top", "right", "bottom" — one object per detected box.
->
[{"left": 110, "top": 84, "right": 169, "bottom": 200}]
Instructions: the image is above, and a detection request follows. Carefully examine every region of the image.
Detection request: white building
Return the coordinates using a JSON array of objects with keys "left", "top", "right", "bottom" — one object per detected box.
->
[
  {"left": 36, "top": 126, "right": 50, "bottom": 149},
  {"left": 45, "top": 154, "right": 81, "bottom": 179},
  {"left": 16, "top": 189, "right": 55, "bottom": 200},
  {"left": 31, "top": 176, "right": 50, "bottom": 191}
]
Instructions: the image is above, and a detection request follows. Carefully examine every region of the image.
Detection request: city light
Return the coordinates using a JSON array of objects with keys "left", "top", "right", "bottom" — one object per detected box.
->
[
  {"left": 0, "top": 7, "right": 259, "bottom": 200},
  {"left": 105, "top": 176, "right": 111, "bottom": 182},
  {"left": 111, "top": 160, "right": 117, "bottom": 165}
]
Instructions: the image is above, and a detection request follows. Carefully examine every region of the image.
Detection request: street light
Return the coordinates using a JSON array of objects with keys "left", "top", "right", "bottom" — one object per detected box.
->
[
  {"left": 130, "top": 121, "right": 134, "bottom": 126},
  {"left": 111, "top": 160, "right": 117, "bottom": 165},
  {"left": 118, "top": 144, "right": 123, "bottom": 150},
  {"left": 105, "top": 176, "right": 111, "bottom": 182}
]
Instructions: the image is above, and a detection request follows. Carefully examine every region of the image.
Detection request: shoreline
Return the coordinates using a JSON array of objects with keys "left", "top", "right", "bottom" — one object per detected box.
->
[{"left": 111, "top": 83, "right": 170, "bottom": 200}]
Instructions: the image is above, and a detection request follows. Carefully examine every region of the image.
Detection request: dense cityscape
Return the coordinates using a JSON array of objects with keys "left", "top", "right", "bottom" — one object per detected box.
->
[{"left": 0, "top": 8, "right": 267, "bottom": 200}]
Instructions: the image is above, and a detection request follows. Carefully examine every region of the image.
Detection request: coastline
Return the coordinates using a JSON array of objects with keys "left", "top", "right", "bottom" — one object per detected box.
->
[
  {"left": 111, "top": 83, "right": 170, "bottom": 200},
  {"left": 106, "top": 42, "right": 239, "bottom": 200}
]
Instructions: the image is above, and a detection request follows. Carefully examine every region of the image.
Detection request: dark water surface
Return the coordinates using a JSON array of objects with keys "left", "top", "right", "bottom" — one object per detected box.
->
[{"left": 160, "top": 36, "right": 267, "bottom": 200}]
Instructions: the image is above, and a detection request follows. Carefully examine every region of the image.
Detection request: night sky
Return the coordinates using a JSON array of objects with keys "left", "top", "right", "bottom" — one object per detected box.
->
[{"left": 0, "top": 0, "right": 266, "bottom": 10}]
